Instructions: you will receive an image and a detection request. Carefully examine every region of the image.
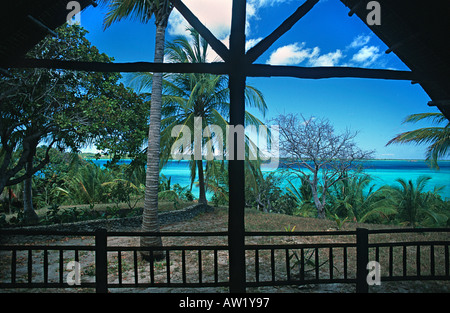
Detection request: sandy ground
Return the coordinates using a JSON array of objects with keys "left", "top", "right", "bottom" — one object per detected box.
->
[{"left": 1, "top": 210, "right": 449, "bottom": 293}]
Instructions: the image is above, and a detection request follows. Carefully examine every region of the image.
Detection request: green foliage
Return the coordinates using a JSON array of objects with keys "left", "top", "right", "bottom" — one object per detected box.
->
[
  {"left": 286, "top": 175, "right": 315, "bottom": 217},
  {"left": 0, "top": 24, "right": 148, "bottom": 196},
  {"left": 128, "top": 28, "right": 267, "bottom": 202},
  {"left": 387, "top": 113, "right": 450, "bottom": 169},
  {"left": 333, "top": 214, "right": 349, "bottom": 230},
  {"left": 245, "top": 171, "right": 298, "bottom": 215},
  {"left": 328, "top": 174, "right": 397, "bottom": 223},
  {"left": 385, "top": 176, "right": 449, "bottom": 227}
]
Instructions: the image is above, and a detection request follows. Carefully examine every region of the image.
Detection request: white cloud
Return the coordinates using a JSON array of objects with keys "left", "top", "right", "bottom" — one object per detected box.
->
[
  {"left": 168, "top": 0, "right": 233, "bottom": 40},
  {"left": 350, "top": 46, "right": 381, "bottom": 67},
  {"left": 245, "top": 37, "right": 263, "bottom": 51},
  {"left": 308, "top": 48, "right": 343, "bottom": 67},
  {"left": 348, "top": 34, "right": 371, "bottom": 49},
  {"left": 266, "top": 43, "right": 343, "bottom": 67},
  {"left": 266, "top": 42, "right": 312, "bottom": 65},
  {"left": 168, "top": 0, "right": 292, "bottom": 39}
]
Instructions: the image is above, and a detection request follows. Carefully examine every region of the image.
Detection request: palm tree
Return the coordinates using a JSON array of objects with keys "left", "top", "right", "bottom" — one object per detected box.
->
[
  {"left": 98, "top": 0, "right": 173, "bottom": 259},
  {"left": 387, "top": 175, "right": 440, "bottom": 227},
  {"left": 329, "top": 174, "right": 396, "bottom": 223},
  {"left": 129, "top": 28, "right": 268, "bottom": 204},
  {"left": 286, "top": 175, "right": 315, "bottom": 216},
  {"left": 387, "top": 112, "right": 450, "bottom": 168}
]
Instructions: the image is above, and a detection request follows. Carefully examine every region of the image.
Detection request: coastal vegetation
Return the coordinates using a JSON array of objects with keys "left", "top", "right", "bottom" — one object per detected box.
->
[
  {"left": 1, "top": 147, "right": 449, "bottom": 229},
  {"left": 1, "top": 24, "right": 449, "bottom": 231}
]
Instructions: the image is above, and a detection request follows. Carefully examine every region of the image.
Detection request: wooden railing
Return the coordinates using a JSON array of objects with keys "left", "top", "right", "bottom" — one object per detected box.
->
[{"left": 1, "top": 228, "right": 449, "bottom": 293}]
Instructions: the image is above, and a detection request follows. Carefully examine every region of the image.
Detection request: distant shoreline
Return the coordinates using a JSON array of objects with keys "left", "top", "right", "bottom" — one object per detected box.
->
[{"left": 79, "top": 153, "right": 450, "bottom": 163}]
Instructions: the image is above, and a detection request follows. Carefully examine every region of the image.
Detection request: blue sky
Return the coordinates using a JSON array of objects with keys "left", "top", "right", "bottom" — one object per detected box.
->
[{"left": 77, "top": 0, "right": 444, "bottom": 160}]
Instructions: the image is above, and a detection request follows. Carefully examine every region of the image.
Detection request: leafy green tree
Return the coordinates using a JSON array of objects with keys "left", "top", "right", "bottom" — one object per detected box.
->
[
  {"left": 387, "top": 113, "right": 450, "bottom": 169},
  {"left": 0, "top": 25, "right": 146, "bottom": 223},
  {"left": 99, "top": 0, "right": 173, "bottom": 258}
]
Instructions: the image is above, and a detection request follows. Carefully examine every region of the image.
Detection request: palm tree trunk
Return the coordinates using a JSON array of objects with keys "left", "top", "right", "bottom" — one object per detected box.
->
[
  {"left": 197, "top": 160, "right": 207, "bottom": 205},
  {"left": 140, "top": 24, "right": 166, "bottom": 260},
  {"left": 23, "top": 158, "right": 39, "bottom": 224}
]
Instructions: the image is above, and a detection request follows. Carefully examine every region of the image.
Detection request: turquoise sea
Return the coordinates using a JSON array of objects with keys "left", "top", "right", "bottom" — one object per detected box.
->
[{"left": 91, "top": 159, "right": 450, "bottom": 200}]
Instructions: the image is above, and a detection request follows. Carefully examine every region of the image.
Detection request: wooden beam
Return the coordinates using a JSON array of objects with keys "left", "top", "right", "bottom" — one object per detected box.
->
[
  {"left": 4, "top": 58, "right": 229, "bottom": 74},
  {"left": 428, "top": 100, "right": 450, "bottom": 107},
  {"left": 246, "top": 0, "right": 319, "bottom": 64},
  {"left": 248, "top": 64, "right": 417, "bottom": 81},
  {"left": 4, "top": 58, "right": 420, "bottom": 82},
  {"left": 170, "top": 0, "right": 230, "bottom": 62},
  {"left": 348, "top": 0, "right": 364, "bottom": 16},
  {"left": 228, "top": 0, "right": 247, "bottom": 294},
  {"left": 27, "top": 15, "right": 58, "bottom": 37}
]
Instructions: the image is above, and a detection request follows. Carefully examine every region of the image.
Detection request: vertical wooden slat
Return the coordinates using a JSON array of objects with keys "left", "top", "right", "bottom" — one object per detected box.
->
[
  {"left": 134, "top": 250, "right": 138, "bottom": 284},
  {"left": 198, "top": 250, "right": 202, "bottom": 284},
  {"left": 343, "top": 247, "right": 348, "bottom": 280},
  {"left": 329, "top": 247, "right": 333, "bottom": 280},
  {"left": 255, "top": 249, "right": 259, "bottom": 283},
  {"left": 43, "top": 249, "right": 48, "bottom": 284},
  {"left": 314, "top": 247, "right": 319, "bottom": 280},
  {"left": 417, "top": 245, "right": 421, "bottom": 276},
  {"left": 214, "top": 249, "right": 218, "bottom": 283},
  {"left": 430, "top": 245, "right": 435, "bottom": 276},
  {"left": 285, "top": 249, "right": 291, "bottom": 281},
  {"left": 59, "top": 250, "right": 64, "bottom": 284},
  {"left": 402, "top": 245, "right": 407, "bottom": 277},
  {"left": 445, "top": 245, "right": 449, "bottom": 277},
  {"left": 271, "top": 249, "right": 275, "bottom": 282},
  {"left": 118, "top": 250, "right": 122, "bottom": 286},
  {"left": 181, "top": 250, "right": 186, "bottom": 284},
  {"left": 149, "top": 250, "right": 155, "bottom": 285},
  {"left": 11, "top": 249, "right": 16, "bottom": 284},
  {"left": 300, "top": 248, "right": 305, "bottom": 281},
  {"left": 389, "top": 246, "right": 393, "bottom": 277},
  {"left": 27, "top": 249, "right": 32, "bottom": 284},
  {"left": 166, "top": 250, "right": 171, "bottom": 284}
]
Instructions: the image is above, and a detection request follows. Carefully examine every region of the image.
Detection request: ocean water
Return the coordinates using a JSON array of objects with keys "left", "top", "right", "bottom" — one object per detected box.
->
[{"left": 91, "top": 159, "right": 450, "bottom": 200}]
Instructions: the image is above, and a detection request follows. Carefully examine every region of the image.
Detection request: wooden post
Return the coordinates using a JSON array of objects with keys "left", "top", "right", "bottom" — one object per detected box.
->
[
  {"left": 95, "top": 228, "right": 108, "bottom": 293},
  {"left": 228, "top": 0, "right": 247, "bottom": 294},
  {"left": 356, "top": 228, "right": 369, "bottom": 293}
]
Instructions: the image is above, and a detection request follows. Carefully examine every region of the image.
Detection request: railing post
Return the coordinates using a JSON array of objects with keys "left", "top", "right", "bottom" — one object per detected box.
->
[
  {"left": 95, "top": 228, "right": 108, "bottom": 293},
  {"left": 356, "top": 228, "right": 369, "bottom": 293}
]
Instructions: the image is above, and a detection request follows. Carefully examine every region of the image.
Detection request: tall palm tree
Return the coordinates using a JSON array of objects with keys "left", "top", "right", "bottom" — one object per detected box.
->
[
  {"left": 98, "top": 0, "right": 173, "bottom": 259},
  {"left": 387, "top": 112, "right": 450, "bottom": 169},
  {"left": 129, "top": 28, "right": 268, "bottom": 204}
]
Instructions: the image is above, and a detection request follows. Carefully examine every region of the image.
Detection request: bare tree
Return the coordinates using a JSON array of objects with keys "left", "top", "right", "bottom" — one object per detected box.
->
[{"left": 274, "top": 113, "right": 374, "bottom": 219}]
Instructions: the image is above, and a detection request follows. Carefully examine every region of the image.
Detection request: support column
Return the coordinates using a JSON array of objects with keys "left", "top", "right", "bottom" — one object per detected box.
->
[{"left": 228, "top": 0, "right": 247, "bottom": 294}]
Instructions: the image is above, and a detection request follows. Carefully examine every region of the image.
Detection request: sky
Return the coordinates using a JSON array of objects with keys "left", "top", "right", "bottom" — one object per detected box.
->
[{"left": 76, "top": 0, "right": 444, "bottom": 160}]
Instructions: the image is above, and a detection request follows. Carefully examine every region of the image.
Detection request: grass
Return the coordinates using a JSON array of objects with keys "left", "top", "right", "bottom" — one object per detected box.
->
[
  {"left": 1, "top": 207, "right": 449, "bottom": 292},
  {"left": 2, "top": 200, "right": 197, "bottom": 226}
]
